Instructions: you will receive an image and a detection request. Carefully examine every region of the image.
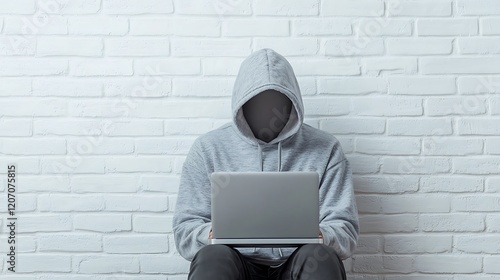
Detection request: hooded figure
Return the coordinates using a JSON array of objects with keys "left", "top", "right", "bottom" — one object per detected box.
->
[{"left": 173, "top": 48, "right": 359, "bottom": 274}]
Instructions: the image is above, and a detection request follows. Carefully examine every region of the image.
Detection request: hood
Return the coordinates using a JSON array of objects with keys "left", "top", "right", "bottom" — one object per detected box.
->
[{"left": 231, "top": 48, "right": 305, "bottom": 173}]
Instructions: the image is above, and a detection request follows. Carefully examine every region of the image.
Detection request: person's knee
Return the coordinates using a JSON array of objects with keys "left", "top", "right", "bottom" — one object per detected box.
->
[
  {"left": 295, "top": 244, "right": 342, "bottom": 265},
  {"left": 193, "top": 244, "right": 236, "bottom": 262}
]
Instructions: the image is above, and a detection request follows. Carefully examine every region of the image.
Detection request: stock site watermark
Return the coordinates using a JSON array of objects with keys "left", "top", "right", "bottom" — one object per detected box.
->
[{"left": 6, "top": 164, "right": 17, "bottom": 272}]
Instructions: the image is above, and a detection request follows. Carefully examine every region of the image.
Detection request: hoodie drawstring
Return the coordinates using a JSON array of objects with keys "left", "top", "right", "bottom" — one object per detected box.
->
[{"left": 255, "top": 141, "right": 284, "bottom": 258}]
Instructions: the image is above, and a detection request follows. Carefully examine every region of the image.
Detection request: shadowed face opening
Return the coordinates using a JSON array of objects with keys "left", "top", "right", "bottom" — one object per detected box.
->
[{"left": 242, "top": 89, "right": 293, "bottom": 143}]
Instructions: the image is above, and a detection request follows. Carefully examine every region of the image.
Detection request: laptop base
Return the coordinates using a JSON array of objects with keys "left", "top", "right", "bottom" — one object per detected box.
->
[{"left": 209, "top": 238, "right": 323, "bottom": 247}]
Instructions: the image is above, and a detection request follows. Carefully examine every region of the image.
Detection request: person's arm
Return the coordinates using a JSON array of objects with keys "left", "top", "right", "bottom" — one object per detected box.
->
[
  {"left": 172, "top": 139, "right": 212, "bottom": 261},
  {"left": 318, "top": 143, "right": 360, "bottom": 260}
]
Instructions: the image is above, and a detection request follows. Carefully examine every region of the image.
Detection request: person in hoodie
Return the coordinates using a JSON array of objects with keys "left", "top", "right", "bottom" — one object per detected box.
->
[{"left": 173, "top": 48, "right": 359, "bottom": 279}]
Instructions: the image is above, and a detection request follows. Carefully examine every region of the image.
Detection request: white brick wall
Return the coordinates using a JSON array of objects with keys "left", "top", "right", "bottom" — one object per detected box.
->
[{"left": 0, "top": 0, "right": 499, "bottom": 278}]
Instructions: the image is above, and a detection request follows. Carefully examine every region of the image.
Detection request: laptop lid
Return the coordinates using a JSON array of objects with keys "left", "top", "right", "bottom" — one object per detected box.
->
[{"left": 210, "top": 171, "right": 320, "bottom": 240}]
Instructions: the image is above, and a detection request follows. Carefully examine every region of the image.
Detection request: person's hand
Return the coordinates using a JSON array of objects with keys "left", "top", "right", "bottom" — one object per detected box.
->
[
  {"left": 208, "top": 228, "right": 212, "bottom": 239},
  {"left": 319, "top": 230, "right": 323, "bottom": 238}
]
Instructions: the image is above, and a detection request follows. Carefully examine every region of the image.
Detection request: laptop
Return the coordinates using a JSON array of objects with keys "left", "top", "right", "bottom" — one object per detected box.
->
[{"left": 209, "top": 171, "right": 323, "bottom": 247}]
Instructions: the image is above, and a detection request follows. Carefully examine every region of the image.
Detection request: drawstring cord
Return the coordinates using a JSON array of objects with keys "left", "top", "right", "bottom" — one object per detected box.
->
[{"left": 255, "top": 141, "right": 284, "bottom": 258}]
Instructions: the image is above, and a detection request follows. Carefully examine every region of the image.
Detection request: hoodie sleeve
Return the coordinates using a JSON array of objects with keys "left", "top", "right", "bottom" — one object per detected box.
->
[
  {"left": 318, "top": 143, "right": 360, "bottom": 260},
  {"left": 172, "top": 138, "right": 212, "bottom": 261}
]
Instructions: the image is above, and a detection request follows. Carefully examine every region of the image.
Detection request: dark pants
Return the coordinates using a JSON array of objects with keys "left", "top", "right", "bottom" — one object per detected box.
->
[{"left": 188, "top": 244, "right": 347, "bottom": 280}]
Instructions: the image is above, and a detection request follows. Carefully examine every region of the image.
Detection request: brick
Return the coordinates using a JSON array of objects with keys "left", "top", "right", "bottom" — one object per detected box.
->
[
  {"left": 104, "top": 77, "right": 171, "bottom": 97},
  {"left": 353, "top": 236, "right": 381, "bottom": 254},
  {"left": 222, "top": 19, "right": 289, "bottom": 37},
  {"left": 486, "top": 138, "right": 500, "bottom": 154},
  {"left": 67, "top": 138, "right": 134, "bottom": 155},
  {"left": 0, "top": 158, "right": 39, "bottom": 174},
  {"left": 363, "top": 57, "right": 417, "bottom": 76},
  {"left": 0, "top": 36, "right": 36, "bottom": 55},
  {"left": 423, "top": 138, "right": 483, "bottom": 155},
  {"left": 172, "top": 38, "right": 250, "bottom": 57},
  {"left": 173, "top": 0, "right": 251, "bottom": 15},
  {"left": 486, "top": 177, "right": 500, "bottom": 192},
  {"left": 359, "top": 214, "right": 418, "bottom": 233},
  {"left": 164, "top": 119, "right": 215, "bottom": 135},
  {"left": 458, "top": 76, "right": 500, "bottom": 94},
  {"left": 38, "top": 37, "right": 103, "bottom": 57},
  {"left": 455, "top": 235, "right": 500, "bottom": 253},
  {"left": 383, "top": 195, "right": 450, "bottom": 213},
  {"left": 17, "top": 254, "right": 71, "bottom": 272},
  {"left": 40, "top": 156, "right": 105, "bottom": 174},
  {"left": 356, "top": 138, "right": 420, "bottom": 155},
  {"left": 348, "top": 155, "right": 381, "bottom": 174},
  {"left": 459, "top": 37, "right": 500, "bottom": 54},
  {"left": 46, "top": 0, "right": 101, "bottom": 14},
  {"left": 172, "top": 78, "right": 233, "bottom": 97},
  {"left": 0, "top": 78, "right": 31, "bottom": 96},
  {"left": 322, "top": 0, "right": 384, "bottom": 16},
  {"left": 417, "top": 19, "right": 478, "bottom": 36},
  {"left": 104, "top": 235, "right": 168, "bottom": 253},
  {"left": 0, "top": 138, "right": 66, "bottom": 156},
  {"left": 422, "top": 57, "right": 500, "bottom": 74},
  {"left": 254, "top": 0, "right": 318, "bottom": 15},
  {"left": 129, "top": 18, "right": 172, "bottom": 35},
  {"left": 105, "top": 119, "right": 164, "bottom": 135},
  {"left": 420, "top": 214, "right": 485, "bottom": 232},
  {"left": 486, "top": 214, "right": 500, "bottom": 231},
  {"left": 39, "top": 194, "right": 105, "bottom": 211},
  {"left": 168, "top": 195, "right": 177, "bottom": 212},
  {"left": 352, "top": 255, "right": 414, "bottom": 273},
  {"left": 105, "top": 157, "right": 172, "bottom": 172},
  {"left": 318, "top": 77, "right": 386, "bottom": 94},
  {"left": 388, "top": 118, "right": 452, "bottom": 136},
  {"left": 133, "top": 215, "right": 173, "bottom": 233},
  {"left": 17, "top": 215, "right": 72, "bottom": 232},
  {"left": 0, "top": 98, "right": 66, "bottom": 117},
  {"left": 458, "top": 118, "right": 500, "bottom": 135},
  {"left": 289, "top": 58, "right": 360, "bottom": 76},
  {"left": 3, "top": 16, "right": 67, "bottom": 34},
  {"left": 293, "top": 19, "right": 352, "bottom": 36},
  {"left": 139, "top": 175, "right": 180, "bottom": 193},
  {"left": 105, "top": 194, "right": 169, "bottom": 211},
  {"left": 0, "top": 58, "right": 67, "bottom": 76},
  {"left": 420, "top": 176, "right": 484, "bottom": 193},
  {"left": 452, "top": 195, "right": 500, "bottom": 211},
  {"left": 385, "top": 235, "right": 452, "bottom": 253},
  {"left": 76, "top": 255, "right": 139, "bottom": 273},
  {"left": 33, "top": 78, "right": 102, "bottom": 97},
  {"left": 414, "top": 255, "right": 482, "bottom": 273},
  {"left": 74, "top": 214, "right": 131, "bottom": 232},
  {"left": 457, "top": 0, "right": 500, "bottom": 15},
  {"left": 134, "top": 58, "right": 201, "bottom": 76},
  {"left": 103, "top": 0, "right": 174, "bottom": 14},
  {"left": 70, "top": 175, "right": 137, "bottom": 192},
  {"left": 353, "top": 97, "right": 422, "bottom": 116},
  {"left": 325, "top": 38, "right": 384, "bottom": 56},
  {"left": 353, "top": 176, "right": 419, "bottom": 193},
  {"left": 387, "top": 38, "right": 452, "bottom": 55},
  {"left": 389, "top": 77, "right": 456, "bottom": 95},
  {"left": 484, "top": 256, "right": 500, "bottom": 273},
  {"left": 355, "top": 19, "right": 412, "bottom": 36},
  {"left": 126, "top": 99, "right": 231, "bottom": 119},
  {"left": 0, "top": 118, "right": 31, "bottom": 136},
  {"left": 382, "top": 157, "right": 451, "bottom": 174},
  {"left": 106, "top": 37, "right": 169, "bottom": 56},
  {"left": 70, "top": 58, "right": 133, "bottom": 76},
  {"left": 135, "top": 138, "right": 196, "bottom": 155},
  {"left": 425, "top": 97, "right": 487, "bottom": 116},
  {"left": 0, "top": 0, "right": 35, "bottom": 14},
  {"left": 140, "top": 255, "right": 190, "bottom": 274},
  {"left": 16, "top": 175, "right": 70, "bottom": 192},
  {"left": 69, "top": 17, "right": 128, "bottom": 35},
  {"left": 34, "top": 119, "right": 105, "bottom": 136},
  {"left": 482, "top": 18, "right": 500, "bottom": 35},
  {"left": 0, "top": 194, "right": 36, "bottom": 212},
  {"left": 254, "top": 38, "right": 319, "bottom": 56},
  {"left": 303, "top": 97, "right": 351, "bottom": 116},
  {"left": 320, "top": 118, "right": 385, "bottom": 134},
  {"left": 38, "top": 233, "right": 101, "bottom": 252},
  {"left": 388, "top": 0, "right": 452, "bottom": 16}
]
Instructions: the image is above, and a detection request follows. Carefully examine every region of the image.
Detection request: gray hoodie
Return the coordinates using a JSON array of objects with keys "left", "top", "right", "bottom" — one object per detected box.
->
[{"left": 172, "top": 48, "right": 360, "bottom": 266}]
